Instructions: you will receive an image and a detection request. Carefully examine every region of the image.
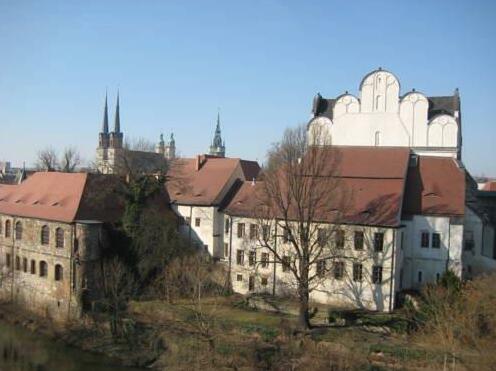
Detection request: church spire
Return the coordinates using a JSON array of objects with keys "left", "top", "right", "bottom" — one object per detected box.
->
[
  {"left": 114, "top": 91, "right": 121, "bottom": 133},
  {"left": 102, "top": 92, "right": 109, "bottom": 133},
  {"left": 209, "top": 110, "right": 225, "bottom": 157}
]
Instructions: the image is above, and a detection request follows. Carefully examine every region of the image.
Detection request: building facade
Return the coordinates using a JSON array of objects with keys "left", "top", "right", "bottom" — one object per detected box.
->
[
  {"left": 308, "top": 68, "right": 461, "bottom": 159},
  {"left": 0, "top": 172, "right": 124, "bottom": 322},
  {"left": 166, "top": 154, "right": 259, "bottom": 259}
]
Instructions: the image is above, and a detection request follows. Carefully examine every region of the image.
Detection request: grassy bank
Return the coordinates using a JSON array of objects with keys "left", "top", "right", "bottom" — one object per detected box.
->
[{"left": 1, "top": 295, "right": 488, "bottom": 370}]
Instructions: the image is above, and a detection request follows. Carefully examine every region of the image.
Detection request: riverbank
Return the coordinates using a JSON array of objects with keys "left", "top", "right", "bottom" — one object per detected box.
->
[
  {"left": 0, "top": 296, "right": 453, "bottom": 370},
  {"left": 0, "top": 301, "right": 159, "bottom": 369}
]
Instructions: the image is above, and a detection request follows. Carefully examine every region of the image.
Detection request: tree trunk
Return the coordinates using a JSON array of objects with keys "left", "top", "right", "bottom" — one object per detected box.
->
[
  {"left": 298, "top": 257, "right": 311, "bottom": 330},
  {"left": 298, "top": 287, "right": 310, "bottom": 329}
]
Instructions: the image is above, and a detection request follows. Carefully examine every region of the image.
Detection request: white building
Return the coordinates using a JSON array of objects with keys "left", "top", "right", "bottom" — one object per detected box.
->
[
  {"left": 215, "top": 69, "right": 494, "bottom": 311},
  {"left": 166, "top": 154, "right": 259, "bottom": 259},
  {"left": 308, "top": 68, "right": 461, "bottom": 159}
]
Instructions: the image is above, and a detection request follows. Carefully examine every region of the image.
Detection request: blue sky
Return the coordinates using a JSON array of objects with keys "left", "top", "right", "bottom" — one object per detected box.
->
[{"left": 0, "top": 0, "right": 495, "bottom": 175}]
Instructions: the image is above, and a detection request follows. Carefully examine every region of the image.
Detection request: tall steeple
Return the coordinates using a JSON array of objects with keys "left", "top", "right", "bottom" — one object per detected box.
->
[
  {"left": 109, "top": 91, "right": 123, "bottom": 148},
  {"left": 99, "top": 92, "right": 110, "bottom": 149},
  {"left": 209, "top": 111, "right": 225, "bottom": 157},
  {"left": 102, "top": 92, "right": 109, "bottom": 133},
  {"left": 114, "top": 91, "right": 121, "bottom": 133}
]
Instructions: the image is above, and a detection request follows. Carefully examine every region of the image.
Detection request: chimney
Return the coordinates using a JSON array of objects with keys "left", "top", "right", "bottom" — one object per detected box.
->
[{"left": 196, "top": 155, "right": 207, "bottom": 171}]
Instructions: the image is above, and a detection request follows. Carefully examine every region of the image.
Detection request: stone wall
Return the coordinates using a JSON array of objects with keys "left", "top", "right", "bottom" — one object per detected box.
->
[{"left": 0, "top": 214, "right": 103, "bottom": 322}]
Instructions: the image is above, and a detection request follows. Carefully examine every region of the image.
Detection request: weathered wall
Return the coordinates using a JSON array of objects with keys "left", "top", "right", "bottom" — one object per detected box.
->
[{"left": 0, "top": 214, "right": 103, "bottom": 322}]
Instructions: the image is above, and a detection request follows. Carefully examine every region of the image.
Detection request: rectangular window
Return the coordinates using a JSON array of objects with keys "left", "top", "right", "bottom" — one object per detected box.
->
[
  {"left": 249, "top": 224, "right": 258, "bottom": 240},
  {"left": 354, "top": 231, "right": 364, "bottom": 250},
  {"left": 224, "top": 243, "right": 229, "bottom": 257},
  {"left": 333, "top": 261, "right": 345, "bottom": 280},
  {"left": 15, "top": 256, "right": 20, "bottom": 271},
  {"left": 317, "top": 228, "right": 327, "bottom": 247},
  {"left": 6, "top": 253, "right": 11, "bottom": 268},
  {"left": 237, "top": 223, "right": 245, "bottom": 238},
  {"left": 421, "top": 231, "right": 430, "bottom": 248},
  {"left": 249, "top": 251, "right": 256, "bottom": 266},
  {"left": 316, "top": 259, "right": 326, "bottom": 278},
  {"left": 418, "top": 271, "right": 423, "bottom": 283},
  {"left": 282, "top": 256, "right": 291, "bottom": 272},
  {"left": 261, "top": 277, "right": 268, "bottom": 286},
  {"left": 282, "top": 228, "right": 290, "bottom": 243},
  {"left": 261, "top": 252, "right": 269, "bottom": 268},
  {"left": 225, "top": 219, "right": 230, "bottom": 234},
  {"left": 195, "top": 218, "right": 201, "bottom": 227},
  {"left": 262, "top": 225, "right": 270, "bottom": 241},
  {"left": 432, "top": 233, "right": 441, "bottom": 249},
  {"left": 185, "top": 217, "right": 191, "bottom": 225},
  {"left": 30, "top": 260, "right": 36, "bottom": 274},
  {"left": 353, "top": 263, "right": 363, "bottom": 282},
  {"left": 248, "top": 275, "right": 255, "bottom": 291},
  {"left": 236, "top": 250, "right": 244, "bottom": 265},
  {"left": 372, "top": 266, "right": 383, "bottom": 284},
  {"left": 22, "top": 257, "right": 27, "bottom": 273},
  {"left": 335, "top": 230, "right": 345, "bottom": 249},
  {"left": 464, "top": 231, "right": 474, "bottom": 251},
  {"left": 374, "top": 232, "right": 384, "bottom": 252},
  {"left": 236, "top": 274, "right": 243, "bottom": 282}
]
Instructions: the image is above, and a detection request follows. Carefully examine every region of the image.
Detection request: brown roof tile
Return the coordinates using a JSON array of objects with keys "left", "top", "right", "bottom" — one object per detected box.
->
[
  {"left": 166, "top": 155, "right": 260, "bottom": 206},
  {"left": 402, "top": 156, "right": 465, "bottom": 217},
  {"left": 0, "top": 172, "right": 126, "bottom": 223},
  {"left": 224, "top": 147, "right": 411, "bottom": 227}
]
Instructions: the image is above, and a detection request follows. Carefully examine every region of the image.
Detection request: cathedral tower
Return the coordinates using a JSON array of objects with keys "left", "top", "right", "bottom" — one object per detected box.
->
[
  {"left": 98, "top": 93, "right": 110, "bottom": 149},
  {"left": 109, "top": 92, "right": 123, "bottom": 149},
  {"left": 209, "top": 112, "right": 225, "bottom": 157}
]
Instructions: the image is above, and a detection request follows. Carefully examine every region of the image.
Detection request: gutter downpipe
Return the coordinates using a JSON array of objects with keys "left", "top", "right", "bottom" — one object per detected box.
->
[
  {"left": 228, "top": 216, "right": 233, "bottom": 290},
  {"left": 68, "top": 223, "right": 75, "bottom": 322},
  {"left": 10, "top": 217, "right": 16, "bottom": 303},
  {"left": 389, "top": 229, "right": 396, "bottom": 312},
  {"left": 447, "top": 219, "right": 451, "bottom": 272},
  {"left": 272, "top": 220, "right": 278, "bottom": 297},
  {"left": 189, "top": 206, "right": 193, "bottom": 248}
]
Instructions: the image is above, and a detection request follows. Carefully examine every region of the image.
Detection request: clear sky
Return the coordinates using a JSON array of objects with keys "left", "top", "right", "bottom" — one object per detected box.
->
[{"left": 0, "top": 0, "right": 495, "bottom": 175}]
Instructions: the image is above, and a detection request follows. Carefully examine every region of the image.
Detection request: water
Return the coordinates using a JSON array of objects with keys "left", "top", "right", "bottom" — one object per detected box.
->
[{"left": 0, "top": 321, "right": 142, "bottom": 371}]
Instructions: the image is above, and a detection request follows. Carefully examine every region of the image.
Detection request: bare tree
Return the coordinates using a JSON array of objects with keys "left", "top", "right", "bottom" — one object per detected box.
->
[
  {"left": 60, "top": 146, "right": 81, "bottom": 172},
  {"left": 36, "top": 147, "right": 58, "bottom": 171},
  {"left": 253, "top": 124, "right": 348, "bottom": 329},
  {"left": 124, "top": 136, "right": 156, "bottom": 152}
]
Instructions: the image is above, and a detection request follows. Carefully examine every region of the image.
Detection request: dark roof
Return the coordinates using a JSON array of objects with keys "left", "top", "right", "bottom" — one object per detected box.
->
[
  {"left": 123, "top": 150, "right": 167, "bottom": 173},
  {"left": 427, "top": 95, "right": 460, "bottom": 119},
  {"left": 313, "top": 94, "right": 460, "bottom": 122}
]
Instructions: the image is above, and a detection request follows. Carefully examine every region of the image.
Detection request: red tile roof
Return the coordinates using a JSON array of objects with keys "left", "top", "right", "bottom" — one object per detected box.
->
[
  {"left": 224, "top": 148, "right": 467, "bottom": 226},
  {"left": 482, "top": 181, "right": 496, "bottom": 192},
  {"left": 0, "top": 172, "right": 125, "bottom": 223},
  {"left": 402, "top": 156, "right": 465, "bottom": 217},
  {"left": 166, "top": 155, "right": 260, "bottom": 206},
  {"left": 224, "top": 147, "right": 411, "bottom": 227}
]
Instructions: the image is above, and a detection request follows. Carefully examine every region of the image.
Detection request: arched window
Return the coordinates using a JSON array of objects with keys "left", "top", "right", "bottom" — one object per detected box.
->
[
  {"left": 41, "top": 225, "right": 50, "bottom": 245},
  {"left": 374, "top": 131, "right": 381, "bottom": 146},
  {"left": 39, "top": 261, "right": 47, "bottom": 278},
  {"left": 30, "top": 260, "right": 36, "bottom": 274},
  {"left": 15, "top": 221, "right": 22, "bottom": 240},
  {"left": 56, "top": 228, "right": 64, "bottom": 248},
  {"left": 5, "top": 220, "right": 11, "bottom": 238},
  {"left": 54, "top": 264, "right": 63, "bottom": 281}
]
